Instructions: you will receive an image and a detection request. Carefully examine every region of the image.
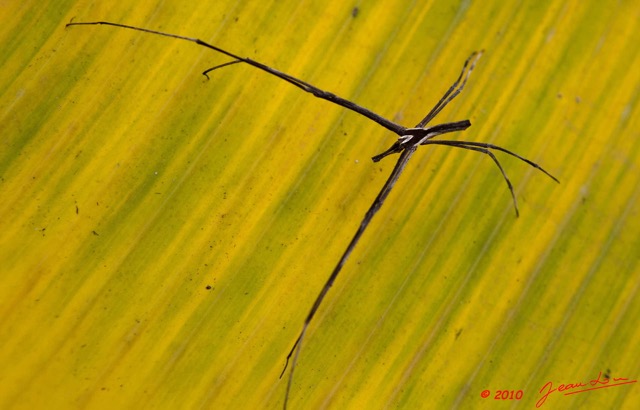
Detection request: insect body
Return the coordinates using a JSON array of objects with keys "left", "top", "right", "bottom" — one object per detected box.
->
[{"left": 66, "top": 20, "right": 558, "bottom": 409}]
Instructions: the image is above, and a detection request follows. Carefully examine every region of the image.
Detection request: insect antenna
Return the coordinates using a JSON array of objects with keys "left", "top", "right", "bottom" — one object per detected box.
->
[
  {"left": 416, "top": 50, "right": 483, "bottom": 128},
  {"left": 202, "top": 59, "right": 242, "bottom": 79},
  {"left": 425, "top": 140, "right": 560, "bottom": 183}
]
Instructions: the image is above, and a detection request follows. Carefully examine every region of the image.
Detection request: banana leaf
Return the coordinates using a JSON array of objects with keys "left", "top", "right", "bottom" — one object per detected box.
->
[{"left": 1, "top": 1, "right": 638, "bottom": 409}]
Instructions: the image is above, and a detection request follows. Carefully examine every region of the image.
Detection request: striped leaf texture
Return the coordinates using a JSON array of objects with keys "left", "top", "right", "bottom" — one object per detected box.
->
[{"left": 1, "top": 1, "right": 638, "bottom": 409}]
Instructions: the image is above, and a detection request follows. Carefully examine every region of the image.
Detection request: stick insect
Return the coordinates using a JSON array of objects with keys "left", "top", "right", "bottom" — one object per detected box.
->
[{"left": 66, "top": 20, "right": 559, "bottom": 408}]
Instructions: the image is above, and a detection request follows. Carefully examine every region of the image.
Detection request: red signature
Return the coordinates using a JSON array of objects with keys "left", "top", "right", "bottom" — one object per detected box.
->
[{"left": 537, "top": 372, "right": 637, "bottom": 407}]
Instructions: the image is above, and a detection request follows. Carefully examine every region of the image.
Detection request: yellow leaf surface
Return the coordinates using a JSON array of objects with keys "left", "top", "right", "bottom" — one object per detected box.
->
[{"left": 1, "top": 1, "right": 638, "bottom": 409}]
